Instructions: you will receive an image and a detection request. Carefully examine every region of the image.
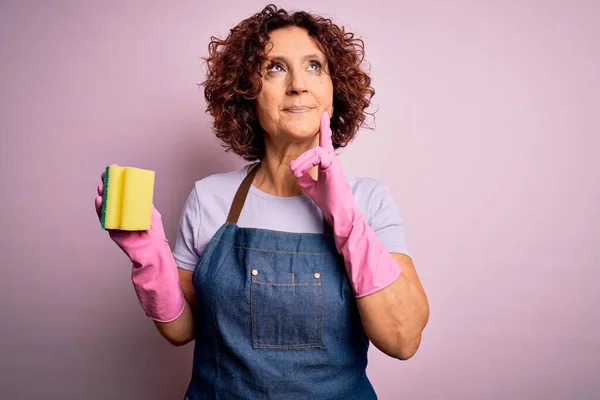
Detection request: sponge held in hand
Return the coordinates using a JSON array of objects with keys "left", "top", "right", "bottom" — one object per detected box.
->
[{"left": 100, "top": 165, "right": 155, "bottom": 231}]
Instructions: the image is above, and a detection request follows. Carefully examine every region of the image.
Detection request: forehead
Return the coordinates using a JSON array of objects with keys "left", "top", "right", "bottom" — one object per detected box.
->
[{"left": 265, "top": 26, "right": 324, "bottom": 58}]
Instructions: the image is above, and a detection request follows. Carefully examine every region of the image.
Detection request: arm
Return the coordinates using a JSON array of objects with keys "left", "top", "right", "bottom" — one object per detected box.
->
[
  {"left": 289, "top": 112, "right": 429, "bottom": 360},
  {"left": 153, "top": 268, "right": 196, "bottom": 346},
  {"left": 95, "top": 167, "right": 201, "bottom": 346},
  {"left": 95, "top": 166, "right": 190, "bottom": 344},
  {"left": 356, "top": 253, "right": 429, "bottom": 360},
  {"left": 331, "top": 200, "right": 429, "bottom": 360},
  {"left": 151, "top": 184, "right": 203, "bottom": 346}
]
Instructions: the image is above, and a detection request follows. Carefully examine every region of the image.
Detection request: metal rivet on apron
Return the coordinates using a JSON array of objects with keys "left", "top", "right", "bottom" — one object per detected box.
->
[
  {"left": 251, "top": 269, "right": 258, "bottom": 276},
  {"left": 314, "top": 272, "right": 321, "bottom": 279}
]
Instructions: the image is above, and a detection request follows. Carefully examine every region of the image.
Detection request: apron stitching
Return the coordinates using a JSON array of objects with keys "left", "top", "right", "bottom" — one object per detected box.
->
[
  {"left": 251, "top": 275, "right": 257, "bottom": 347},
  {"left": 252, "top": 343, "right": 322, "bottom": 348},
  {"left": 212, "top": 238, "right": 332, "bottom": 255},
  {"left": 252, "top": 282, "right": 322, "bottom": 286},
  {"left": 292, "top": 272, "right": 296, "bottom": 346},
  {"left": 318, "top": 280, "right": 324, "bottom": 346}
]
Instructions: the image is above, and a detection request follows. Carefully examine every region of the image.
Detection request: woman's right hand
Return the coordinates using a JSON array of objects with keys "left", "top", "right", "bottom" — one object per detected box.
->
[
  {"left": 94, "top": 164, "right": 167, "bottom": 251},
  {"left": 94, "top": 165, "right": 186, "bottom": 323}
]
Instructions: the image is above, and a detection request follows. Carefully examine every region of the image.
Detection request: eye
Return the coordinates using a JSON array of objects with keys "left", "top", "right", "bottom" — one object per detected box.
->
[
  {"left": 267, "top": 62, "right": 285, "bottom": 73},
  {"left": 308, "top": 60, "right": 322, "bottom": 71}
]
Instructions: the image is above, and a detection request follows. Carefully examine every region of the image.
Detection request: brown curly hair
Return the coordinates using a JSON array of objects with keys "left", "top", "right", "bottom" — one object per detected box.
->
[{"left": 201, "top": 4, "right": 375, "bottom": 161}]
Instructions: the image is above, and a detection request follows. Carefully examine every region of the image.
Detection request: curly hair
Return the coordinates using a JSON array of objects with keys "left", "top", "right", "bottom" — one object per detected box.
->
[{"left": 201, "top": 4, "right": 375, "bottom": 161}]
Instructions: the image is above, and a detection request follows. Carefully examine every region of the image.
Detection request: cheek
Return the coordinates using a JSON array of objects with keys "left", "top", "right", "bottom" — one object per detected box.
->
[
  {"left": 314, "top": 79, "right": 334, "bottom": 109},
  {"left": 257, "top": 87, "right": 282, "bottom": 116},
  {"left": 256, "top": 97, "right": 276, "bottom": 122}
]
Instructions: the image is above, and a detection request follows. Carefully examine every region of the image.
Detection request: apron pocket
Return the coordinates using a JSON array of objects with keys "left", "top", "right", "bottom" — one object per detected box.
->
[{"left": 250, "top": 269, "right": 323, "bottom": 349}]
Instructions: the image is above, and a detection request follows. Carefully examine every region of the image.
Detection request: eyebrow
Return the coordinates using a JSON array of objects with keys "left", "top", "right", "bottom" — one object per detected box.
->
[{"left": 267, "top": 54, "right": 324, "bottom": 63}]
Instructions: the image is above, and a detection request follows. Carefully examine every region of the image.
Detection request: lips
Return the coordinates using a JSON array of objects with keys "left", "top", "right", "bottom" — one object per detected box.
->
[{"left": 284, "top": 106, "right": 313, "bottom": 113}]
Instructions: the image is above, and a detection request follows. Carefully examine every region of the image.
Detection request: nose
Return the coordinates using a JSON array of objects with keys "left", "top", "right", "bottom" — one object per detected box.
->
[{"left": 286, "top": 69, "right": 307, "bottom": 95}]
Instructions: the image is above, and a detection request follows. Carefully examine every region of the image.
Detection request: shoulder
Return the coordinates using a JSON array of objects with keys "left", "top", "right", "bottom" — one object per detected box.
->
[
  {"left": 346, "top": 174, "right": 399, "bottom": 223},
  {"left": 173, "top": 164, "right": 251, "bottom": 270},
  {"left": 346, "top": 173, "right": 411, "bottom": 255},
  {"left": 191, "top": 165, "right": 248, "bottom": 198},
  {"left": 185, "top": 164, "right": 252, "bottom": 212},
  {"left": 176, "top": 164, "right": 252, "bottom": 231},
  {"left": 347, "top": 175, "right": 391, "bottom": 199}
]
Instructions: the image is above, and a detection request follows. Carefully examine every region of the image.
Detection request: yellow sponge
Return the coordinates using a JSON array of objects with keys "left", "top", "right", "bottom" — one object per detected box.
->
[{"left": 100, "top": 165, "right": 155, "bottom": 231}]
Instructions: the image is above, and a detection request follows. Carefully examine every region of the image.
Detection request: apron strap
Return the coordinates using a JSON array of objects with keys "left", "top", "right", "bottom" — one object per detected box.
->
[
  {"left": 226, "top": 162, "right": 260, "bottom": 223},
  {"left": 226, "top": 161, "right": 334, "bottom": 234}
]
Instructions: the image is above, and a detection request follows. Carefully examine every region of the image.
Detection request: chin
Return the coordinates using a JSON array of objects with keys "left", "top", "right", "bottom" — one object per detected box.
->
[
  {"left": 285, "top": 129, "right": 318, "bottom": 143},
  {"left": 283, "top": 121, "right": 319, "bottom": 140}
]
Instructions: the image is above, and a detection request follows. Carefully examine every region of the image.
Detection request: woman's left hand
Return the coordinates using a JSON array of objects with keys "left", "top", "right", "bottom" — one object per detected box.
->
[{"left": 289, "top": 111, "right": 356, "bottom": 239}]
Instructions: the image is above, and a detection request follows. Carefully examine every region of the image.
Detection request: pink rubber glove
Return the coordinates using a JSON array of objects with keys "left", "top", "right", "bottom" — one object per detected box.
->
[
  {"left": 95, "top": 165, "right": 185, "bottom": 322},
  {"left": 289, "top": 112, "right": 402, "bottom": 298}
]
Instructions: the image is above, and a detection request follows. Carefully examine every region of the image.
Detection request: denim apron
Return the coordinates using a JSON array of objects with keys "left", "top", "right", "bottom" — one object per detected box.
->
[{"left": 184, "top": 163, "right": 377, "bottom": 399}]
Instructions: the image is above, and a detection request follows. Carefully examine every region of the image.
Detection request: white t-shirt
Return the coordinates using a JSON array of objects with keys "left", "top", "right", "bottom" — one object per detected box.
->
[{"left": 173, "top": 164, "right": 410, "bottom": 271}]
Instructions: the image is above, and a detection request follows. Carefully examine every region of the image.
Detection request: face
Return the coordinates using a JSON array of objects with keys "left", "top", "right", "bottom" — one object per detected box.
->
[{"left": 255, "top": 26, "right": 334, "bottom": 146}]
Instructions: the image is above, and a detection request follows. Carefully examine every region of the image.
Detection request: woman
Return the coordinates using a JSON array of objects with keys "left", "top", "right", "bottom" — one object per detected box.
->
[{"left": 95, "top": 5, "right": 429, "bottom": 399}]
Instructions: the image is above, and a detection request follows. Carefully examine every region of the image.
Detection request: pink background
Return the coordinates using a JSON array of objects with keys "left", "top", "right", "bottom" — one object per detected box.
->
[{"left": 1, "top": 0, "right": 598, "bottom": 399}]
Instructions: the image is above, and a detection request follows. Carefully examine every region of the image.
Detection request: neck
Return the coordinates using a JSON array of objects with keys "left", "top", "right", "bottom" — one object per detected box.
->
[{"left": 253, "top": 136, "right": 319, "bottom": 197}]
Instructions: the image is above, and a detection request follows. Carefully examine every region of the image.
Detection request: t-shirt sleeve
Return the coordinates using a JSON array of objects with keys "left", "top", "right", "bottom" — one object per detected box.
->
[
  {"left": 172, "top": 187, "right": 201, "bottom": 271},
  {"left": 366, "top": 181, "right": 411, "bottom": 257}
]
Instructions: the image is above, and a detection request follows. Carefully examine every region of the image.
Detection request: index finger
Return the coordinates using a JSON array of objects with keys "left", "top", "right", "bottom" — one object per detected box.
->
[{"left": 319, "top": 111, "right": 334, "bottom": 152}]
